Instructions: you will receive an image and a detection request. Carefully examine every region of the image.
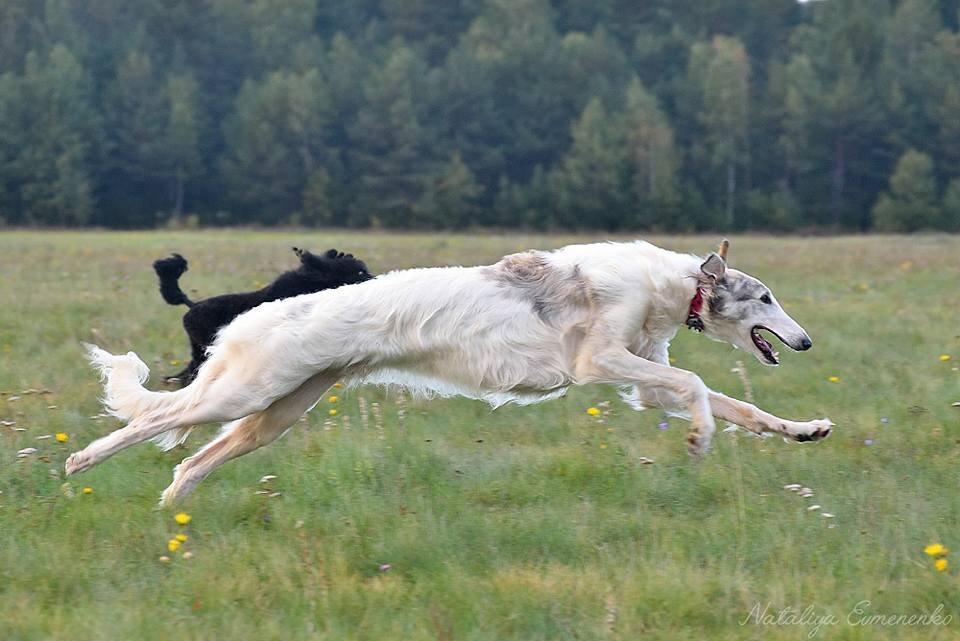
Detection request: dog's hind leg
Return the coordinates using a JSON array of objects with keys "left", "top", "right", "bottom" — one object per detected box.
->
[
  {"left": 65, "top": 393, "right": 259, "bottom": 477},
  {"left": 67, "top": 363, "right": 279, "bottom": 476},
  {"left": 707, "top": 392, "right": 832, "bottom": 442},
  {"left": 159, "top": 371, "right": 340, "bottom": 505}
]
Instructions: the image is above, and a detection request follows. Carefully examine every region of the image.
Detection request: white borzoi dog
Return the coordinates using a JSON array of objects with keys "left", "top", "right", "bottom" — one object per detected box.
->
[{"left": 68, "top": 239, "right": 832, "bottom": 505}]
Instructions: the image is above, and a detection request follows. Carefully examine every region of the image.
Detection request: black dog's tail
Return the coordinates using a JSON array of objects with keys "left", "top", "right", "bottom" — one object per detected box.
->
[{"left": 153, "top": 253, "right": 194, "bottom": 307}]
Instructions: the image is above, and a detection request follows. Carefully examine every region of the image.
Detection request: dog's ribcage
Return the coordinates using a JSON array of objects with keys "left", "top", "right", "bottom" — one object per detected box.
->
[{"left": 213, "top": 263, "right": 583, "bottom": 407}]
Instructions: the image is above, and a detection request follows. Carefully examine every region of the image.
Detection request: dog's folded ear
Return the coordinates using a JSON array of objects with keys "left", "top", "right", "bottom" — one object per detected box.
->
[
  {"left": 700, "top": 253, "right": 726, "bottom": 283},
  {"left": 717, "top": 238, "right": 729, "bottom": 262}
]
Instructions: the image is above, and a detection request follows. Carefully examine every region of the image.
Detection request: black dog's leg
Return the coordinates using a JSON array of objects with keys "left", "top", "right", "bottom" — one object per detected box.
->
[
  {"left": 164, "top": 364, "right": 192, "bottom": 384},
  {"left": 183, "top": 356, "right": 203, "bottom": 385},
  {"left": 163, "top": 342, "right": 205, "bottom": 386},
  {"left": 182, "top": 341, "right": 207, "bottom": 385}
]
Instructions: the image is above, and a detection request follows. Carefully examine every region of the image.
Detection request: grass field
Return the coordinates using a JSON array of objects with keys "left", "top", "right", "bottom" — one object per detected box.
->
[{"left": 1, "top": 231, "right": 958, "bottom": 640}]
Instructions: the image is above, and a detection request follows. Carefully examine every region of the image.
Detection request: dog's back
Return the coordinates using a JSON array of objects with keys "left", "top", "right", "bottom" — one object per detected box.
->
[{"left": 157, "top": 247, "right": 373, "bottom": 385}]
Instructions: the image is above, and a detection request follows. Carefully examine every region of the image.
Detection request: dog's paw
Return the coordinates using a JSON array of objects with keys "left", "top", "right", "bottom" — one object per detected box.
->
[
  {"left": 790, "top": 418, "right": 833, "bottom": 443},
  {"left": 685, "top": 430, "right": 713, "bottom": 458},
  {"left": 65, "top": 451, "right": 94, "bottom": 476},
  {"left": 158, "top": 486, "right": 176, "bottom": 508}
]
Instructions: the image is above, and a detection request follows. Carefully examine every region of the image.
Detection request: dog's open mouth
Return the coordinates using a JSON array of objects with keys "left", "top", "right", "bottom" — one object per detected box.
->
[{"left": 751, "top": 326, "right": 781, "bottom": 365}]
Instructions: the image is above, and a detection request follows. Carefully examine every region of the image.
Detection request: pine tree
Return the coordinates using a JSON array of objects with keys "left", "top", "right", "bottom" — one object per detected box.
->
[
  {"left": 221, "top": 68, "right": 333, "bottom": 223},
  {"left": 788, "top": 0, "right": 889, "bottom": 228},
  {"left": 551, "top": 98, "right": 630, "bottom": 230},
  {"left": 620, "top": 77, "right": 679, "bottom": 227},
  {"left": 941, "top": 178, "right": 960, "bottom": 232},
  {"left": 163, "top": 71, "right": 203, "bottom": 218},
  {"left": 103, "top": 50, "right": 168, "bottom": 224},
  {"left": 0, "top": 71, "right": 25, "bottom": 222},
  {"left": 881, "top": 0, "right": 943, "bottom": 150},
  {"left": 348, "top": 44, "right": 433, "bottom": 227},
  {"left": 872, "top": 150, "right": 940, "bottom": 231},
  {"left": 298, "top": 168, "right": 335, "bottom": 227},
  {"left": 417, "top": 153, "right": 482, "bottom": 229},
  {"left": 493, "top": 168, "right": 553, "bottom": 229},
  {"left": 433, "top": 0, "right": 583, "bottom": 193},
  {"left": 18, "top": 45, "right": 99, "bottom": 226},
  {"left": 928, "top": 33, "right": 960, "bottom": 178},
  {"left": 687, "top": 35, "right": 750, "bottom": 229}
]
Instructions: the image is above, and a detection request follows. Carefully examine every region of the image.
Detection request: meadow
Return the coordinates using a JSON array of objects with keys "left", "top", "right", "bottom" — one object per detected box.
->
[{"left": 1, "top": 231, "right": 958, "bottom": 640}]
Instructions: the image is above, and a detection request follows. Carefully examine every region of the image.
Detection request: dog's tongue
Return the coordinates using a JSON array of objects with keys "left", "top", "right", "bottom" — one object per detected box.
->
[
  {"left": 754, "top": 333, "right": 772, "bottom": 351},
  {"left": 752, "top": 328, "right": 779, "bottom": 362}
]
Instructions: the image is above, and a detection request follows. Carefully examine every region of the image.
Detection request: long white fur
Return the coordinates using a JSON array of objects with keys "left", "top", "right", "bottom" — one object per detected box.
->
[{"left": 69, "top": 240, "right": 833, "bottom": 503}]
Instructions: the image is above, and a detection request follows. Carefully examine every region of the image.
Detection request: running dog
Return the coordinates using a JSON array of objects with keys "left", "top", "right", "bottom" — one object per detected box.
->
[
  {"left": 70, "top": 239, "right": 832, "bottom": 504},
  {"left": 153, "top": 247, "right": 373, "bottom": 384}
]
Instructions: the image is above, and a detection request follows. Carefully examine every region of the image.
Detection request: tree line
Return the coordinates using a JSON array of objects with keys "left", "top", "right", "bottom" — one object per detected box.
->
[{"left": 0, "top": 0, "right": 958, "bottom": 232}]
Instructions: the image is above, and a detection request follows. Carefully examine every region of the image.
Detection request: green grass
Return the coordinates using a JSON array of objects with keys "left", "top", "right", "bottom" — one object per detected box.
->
[{"left": 1, "top": 231, "right": 958, "bottom": 640}]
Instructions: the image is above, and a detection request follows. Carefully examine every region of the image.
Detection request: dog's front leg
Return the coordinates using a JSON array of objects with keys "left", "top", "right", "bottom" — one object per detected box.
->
[
  {"left": 708, "top": 392, "right": 832, "bottom": 442},
  {"left": 584, "top": 349, "right": 715, "bottom": 455}
]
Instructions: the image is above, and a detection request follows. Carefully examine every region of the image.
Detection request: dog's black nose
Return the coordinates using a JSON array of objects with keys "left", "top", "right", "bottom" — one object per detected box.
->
[{"left": 798, "top": 336, "right": 812, "bottom": 351}]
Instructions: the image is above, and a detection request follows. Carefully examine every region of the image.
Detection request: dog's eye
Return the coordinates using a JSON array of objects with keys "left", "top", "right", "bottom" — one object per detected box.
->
[{"left": 760, "top": 293, "right": 772, "bottom": 305}]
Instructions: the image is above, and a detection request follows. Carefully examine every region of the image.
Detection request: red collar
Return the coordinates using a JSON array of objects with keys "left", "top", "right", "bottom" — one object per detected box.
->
[{"left": 686, "top": 288, "right": 705, "bottom": 331}]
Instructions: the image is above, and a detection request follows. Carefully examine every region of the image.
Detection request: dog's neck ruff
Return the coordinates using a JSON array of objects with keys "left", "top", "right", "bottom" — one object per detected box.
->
[{"left": 686, "top": 288, "right": 705, "bottom": 332}]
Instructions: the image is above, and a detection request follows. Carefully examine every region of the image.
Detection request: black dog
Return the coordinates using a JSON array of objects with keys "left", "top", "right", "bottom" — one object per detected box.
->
[{"left": 154, "top": 247, "right": 373, "bottom": 384}]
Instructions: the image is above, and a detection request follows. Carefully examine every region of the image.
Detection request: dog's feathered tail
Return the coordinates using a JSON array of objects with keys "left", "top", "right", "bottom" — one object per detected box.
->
[
  {"left": 153, "top": 253, "right": 194, "bottom": 307},
  {"left": 85, "top": 344, "right": 199, "bottom": 451}
]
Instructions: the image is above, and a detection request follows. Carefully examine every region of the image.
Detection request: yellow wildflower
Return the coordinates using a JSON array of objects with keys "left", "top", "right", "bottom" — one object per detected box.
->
[
  {"left": 828, "top": 376, "right": 841, "bottom": 383},
  {"left": 168, "top": 539, "right": 181, "bottom": 552},
  {"left": 174, "top": 512, "right": 191, "bottom": 525},
  {"left": 328, "top": 409, "right": 338, "bottom": 416},
  {"left": 940, "top": 354, "right": 951, "bottom": 362},
  {"left": 328, "top": 395, "right": 338, "bottom": 403},
  {"left": 169, "top": 359, "right": 182, "bottom": 366},
  {"left": 586, "top": 407, "right": 601, "bottom": 417},
  {"left": 55, "top": 432, "right": 69, "bottom": 443},
  {"left": 333, "top": 382, "right": 344, "bottom": 388},
  {"left": 935, "top": 558, "right": 948, "bottom": 572},
  {"left": 175, "top": 534, "right": 188, "bottom": 542},
  {"left": 82, "top": 487, "right": 93, "bottom": 495},
  {"left": 924, "top": 543, "right": 948, "bottom": 557}
]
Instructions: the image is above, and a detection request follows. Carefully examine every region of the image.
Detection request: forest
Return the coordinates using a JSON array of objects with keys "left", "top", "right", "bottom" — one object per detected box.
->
[{"left": 0, "top": 0, "right": 958, "bottom": 231}]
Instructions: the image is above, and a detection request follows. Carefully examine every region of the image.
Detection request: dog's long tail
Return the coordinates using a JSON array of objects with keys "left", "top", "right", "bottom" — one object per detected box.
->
[
  {"left": 153, "top": 253, "right": 194, "bottom": 307},
  {"left": 85, "top": 344, "right": 204, "bottom": 450}
]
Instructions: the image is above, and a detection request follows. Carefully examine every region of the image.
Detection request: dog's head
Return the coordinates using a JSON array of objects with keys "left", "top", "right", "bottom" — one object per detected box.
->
[
  {"left": 693, "top": 240, "right": 811, "bottom": 366},
  {"left": 293, "top": 247, "right": 373, "bottom": 285}
]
